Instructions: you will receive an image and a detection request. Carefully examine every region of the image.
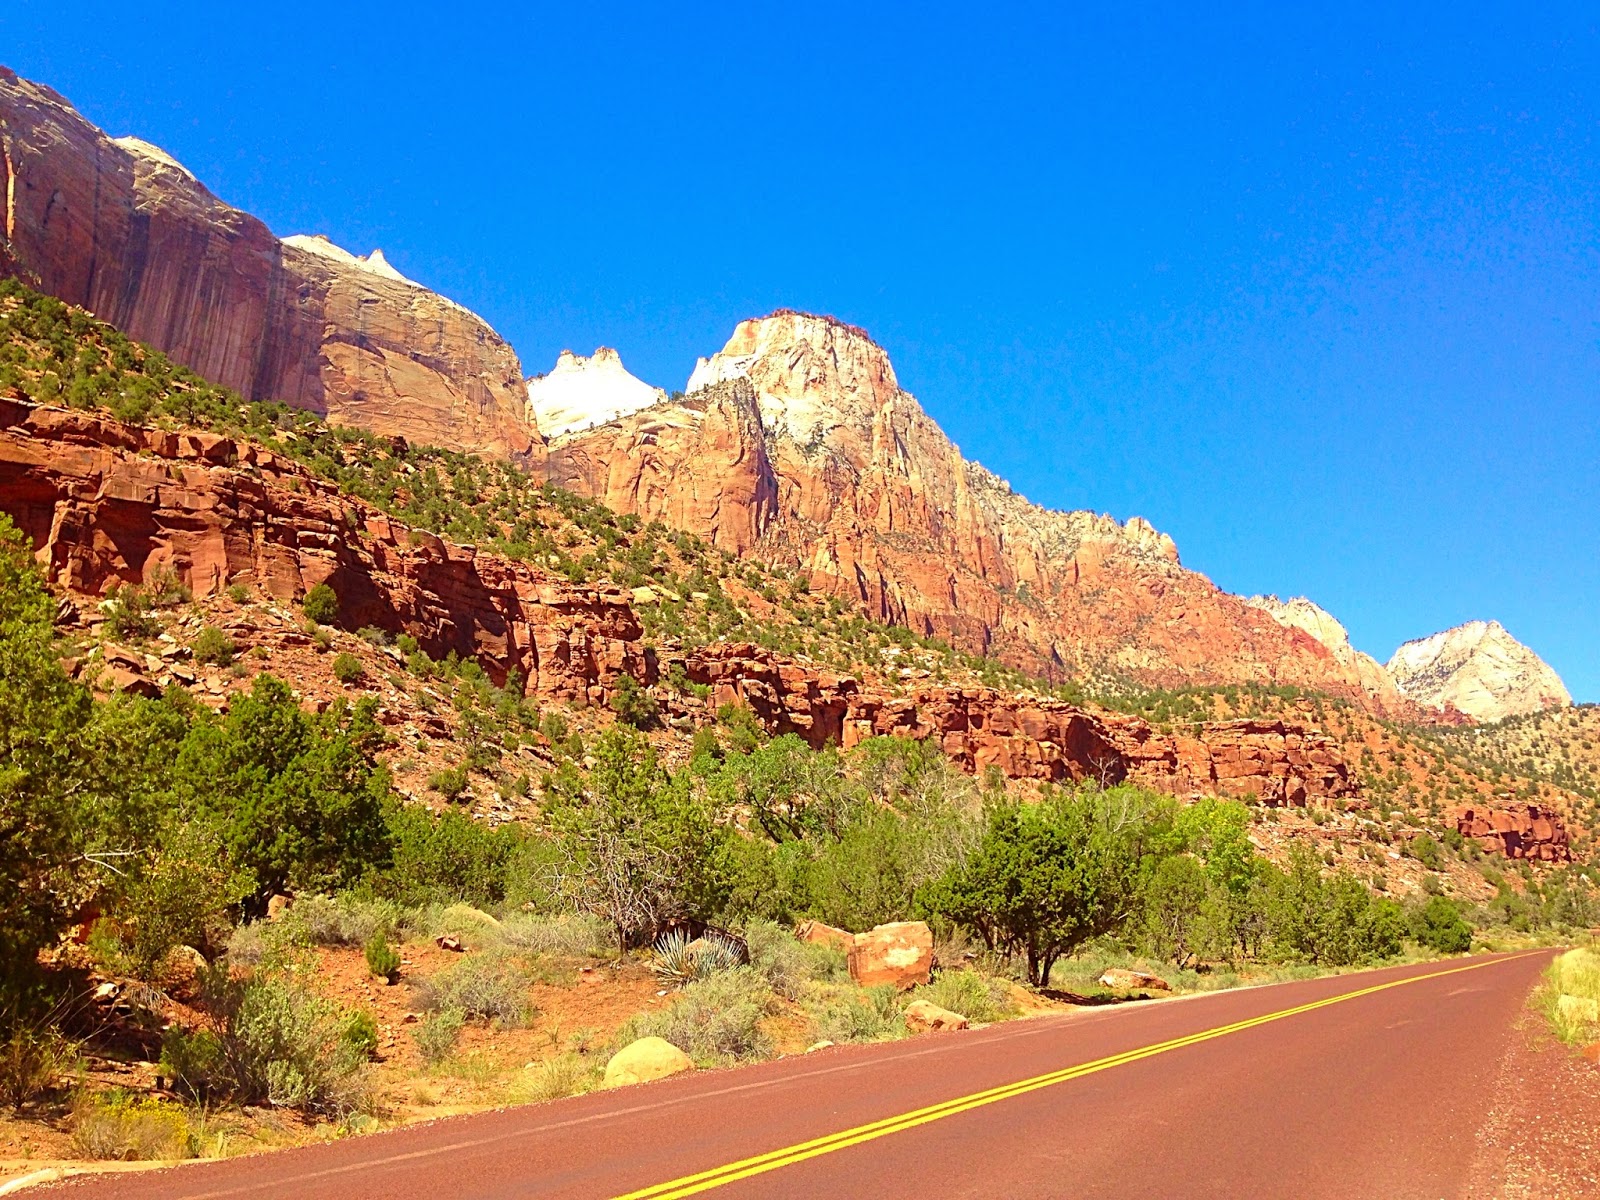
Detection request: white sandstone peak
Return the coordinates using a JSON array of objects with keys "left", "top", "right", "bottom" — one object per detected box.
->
[
  {"left": 527, "top": 347, "right": 667, "bottom": 439},
  {"left": 1387, "top": 620, "right": 1571, "bottom": 723}
]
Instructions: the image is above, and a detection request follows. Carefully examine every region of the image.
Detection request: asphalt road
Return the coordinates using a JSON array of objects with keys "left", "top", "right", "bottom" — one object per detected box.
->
[{"left": 41, "top": 951, "right": 1551, "bottom": 1200}]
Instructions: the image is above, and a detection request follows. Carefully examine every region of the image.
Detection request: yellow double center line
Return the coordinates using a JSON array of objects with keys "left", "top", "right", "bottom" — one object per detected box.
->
[{"left": 616, "top": 953, "right": 1535, "bottom": 1199}]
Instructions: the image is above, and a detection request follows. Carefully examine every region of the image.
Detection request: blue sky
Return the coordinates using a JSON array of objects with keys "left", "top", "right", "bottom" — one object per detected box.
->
[{"left": 4, "top": 3, "right": 1596, "bottom": 699}]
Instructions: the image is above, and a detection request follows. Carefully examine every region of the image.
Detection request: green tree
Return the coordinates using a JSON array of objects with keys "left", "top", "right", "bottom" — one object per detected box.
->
[
  {"left": 1410, "top": 895, "right": 1473, "bottom": 954},
  {"left": 0, "top": 517, "right": 98, "bottom": 1002},
  {"left": 301, "top": 583, "right": 339, "bottom": 625},
  {"left": 168, "top": 676, "right": 391, "bottom": 905},
  {"left": 609, "top": 674, "right": 659, "bottom": 729},
  {"left": 547, "top": 728, "right": 725, "bottom": 953},
  {"left": 923, "top": 787, "right": 1167, "bottom": 987},
  {"left": 1142, "top": 854, "right": 1209, "bottom": 968}
]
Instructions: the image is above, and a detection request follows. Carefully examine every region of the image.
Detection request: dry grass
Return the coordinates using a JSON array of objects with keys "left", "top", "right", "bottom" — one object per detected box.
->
[{"left": 1538, "top": 947, "right": 1600, "bottom": 1047}]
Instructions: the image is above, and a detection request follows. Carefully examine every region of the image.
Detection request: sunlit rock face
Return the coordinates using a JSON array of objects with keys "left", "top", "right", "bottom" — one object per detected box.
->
[
  {"left": 1388, "top": 621, "right": 1572, "bottom": 723},
  {"left": 527, "top": 347, "right": 666, "bottom": 439},
  {"left": 0, "top": 67, "right": 539, "bottom": 462},
  {"left": 548, "top": 310, "right": 1431, "bottom": 711}
]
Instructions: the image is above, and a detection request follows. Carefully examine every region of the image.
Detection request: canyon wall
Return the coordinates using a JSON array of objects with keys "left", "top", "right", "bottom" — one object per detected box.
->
[
  {"left": 0, "top": 67, "right": 537, "bottom": 462},
  {"left": 0, "top": 396, "right": 1355, "bottom": 805}
]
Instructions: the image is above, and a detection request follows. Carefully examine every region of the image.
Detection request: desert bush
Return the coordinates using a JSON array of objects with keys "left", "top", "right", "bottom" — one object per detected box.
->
[
  {"left": 0, "top": 1019, "right": 75, "bottom": 1111},
  {"left": 520, "top": 1053, "right": 593, "bottom": 1103},
  {"left": 161, "top": 965, "right": 374, "bottom": 1116},
  {"left": 72, "top": 1090, "right": 194, "bottom": 1161},
  {"left": 414, "top": 955, "right": 532, "bottom": 1027},
  {"left": 284, "top": 895, "right": 402, "bottom": 948},
  {"left": 609, "top": 675, "right": 659, "bottom": 729},
  {"left": 622, "top": 967, "right": 777, "bottom": 1064},
  {"left": 651, "top": 930, "right": 743, "bottom": 989},
  {"left": 332, "top": 652, "right": 365, "bottom": 685},
  {"left": 742, "top": 920, "right": 846, "bottom": 1000},
  {"left": 114, "top": 819, "right": 253, "bottom": 977},
  {"left": 428, "top": 764, "right": 471, "bottom": 803},
  {"left": 103, "top": 583, "right": 159, "bottom": 640},
  {"left": 365, "top": 933, "right": 401, "bottom": 983},
  {"left": 803, "top": 983, "right": 905, "bottom": 1044},
  {"left": 1409, "top": 896, "right": 1473, "bottom": 955},
  {"left": 302, "top": 583, "right": 339, "bottom": 625},
  {"left": 190, "top": 626, "right": 236, "bottom": 667},
  {"left": 412, "top": 1007, "right": 465, "bottom": 1065},
  {"left": 910, "top": 970, "right": 1013, "bottom": 1024},
  {"left": 493, "top": 912, "right": 613, "bottom": 958}
]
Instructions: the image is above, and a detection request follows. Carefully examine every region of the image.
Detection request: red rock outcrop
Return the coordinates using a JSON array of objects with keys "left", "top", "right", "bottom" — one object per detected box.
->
[
  {"left": 0, "top": 68, "right": 538, "bottom": 462},
  {"left": 0, "top": 396, "right": 1357, "bottom": 805},
  {"left": 546, "top": 311, "right": 1417, "bottom": 717},
  {"left": 1455, "top": 803, "right": 1572, "bottom": 862}
]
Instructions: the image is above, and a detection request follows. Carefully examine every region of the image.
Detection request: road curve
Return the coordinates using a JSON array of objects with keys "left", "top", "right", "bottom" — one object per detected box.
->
[{"left": 41, "top": 951, "right": 1551, "bottom": 1200}]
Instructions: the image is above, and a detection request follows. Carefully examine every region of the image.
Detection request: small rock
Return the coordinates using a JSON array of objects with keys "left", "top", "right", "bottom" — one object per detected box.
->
[
  {"left": 401, "top": 1012, "right": 419, "bottom": 1025},
  {"left": 904, "top": 1000, "right": 970, "bottom": 1033},
  {"left": 93, "top": 981, "right": 120, "bottom": 1002},
  {"left": 796, "top": 920, "right": 856, "bottom": 953},
  {"left": 436, "top": 934, "right": 464, "bottom": 952},
  {"left": 266, "top": 893, "right": 293, "bottom": 920},
  {"left": 603, "top": 1037, "right": 695, "bottom": 1089},
  {"left": 805, "top": 1040, "right": 835, "bottom": 1053}
]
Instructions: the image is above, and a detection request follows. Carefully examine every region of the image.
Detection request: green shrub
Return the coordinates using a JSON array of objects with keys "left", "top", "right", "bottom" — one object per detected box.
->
[
  {"left": 0, "top": 1019, "right": 75, "bottom": 1111},
  {"left": 520, "top": 1053, "right": 593, "bottom": 1103},
  {"left": 103, "top": 583, "right": 158, "bottom": 640},
  {"left": 332, "top": 652, "right": 365, "bottom": 685},
  {"left": 609, "top": 675, "right": 659, "bottom": 729},
  {"left": 414, "top": 955, "right": 532, "bottom": 1027},
  {"left": 190, "top": 626, "right": 236, "bottom": 667},
  {"left": 429, "top": 764, "right": 470, "bottom": 803},
  {"left": 225, "top": 582, "right": 250, "bottom": 604},
  {"left": 1409, "top": 834, "right": 1444, "bottom": 871},
  {"left": 284, "top": 895, "right": 402, "bottom": 948},
  {"left": 412, "top": 1007, "right": 464, "bottom": 1065},
  {"left": 72, "top": 1090, "right": 194, "bottom": 1161},
  {"left": 622, "top": 967, "right": 777, "bottom": 1064},
  {"left": 115, "top": 819, "right": 254, "bottom": 977},
  {"left": 365, "top": 933, "right": 401, "bottom": 983},
  {"left": 1410, "top": 896, "right": 1473, "bottom": 955},
  {"left": 356, "top": 626, "right": 391, "bottom": 646},
  {"left": 910, "top": 970, "right": 1013, "bottom": 1024},
  {"left": 742, "top": 920, "right": 846, "bottom": 1001},
  {"left": 379, "top": 805, "right": 519, "bottom": 907},
  {"left": 302, "top": 583, "right": 339, "bottom": 625},
  {"left": 803, "top": 983, "right": 905, "bottom": 1044},
  {"left": 161, "top": 965, "right": 374, "bottom": 1116}
]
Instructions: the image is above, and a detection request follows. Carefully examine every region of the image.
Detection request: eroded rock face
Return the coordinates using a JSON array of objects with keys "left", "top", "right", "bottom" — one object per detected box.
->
[
  {"left": 527, "top": 347, "right": 666, "bottom": 440},
  {"left": 548, "top": 311, "right": 1420, "bottom": 713},
  {"left": 0, "top": 397, "right": 1360, "bottom": 806},
  {"left": 1389, "top": 621, "right": 1572, "bottom": 723},
  {"left": 1455, "top": 803, "right": 1572, "bottom": 862},
  {"left": 0, "top": 68, "right": 537, "bottom": 462}
]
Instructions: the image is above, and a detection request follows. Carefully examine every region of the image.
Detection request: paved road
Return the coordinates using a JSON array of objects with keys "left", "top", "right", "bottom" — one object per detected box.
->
[{"left": 41, "top": 951, "right": 1550, "bottom": 1200}]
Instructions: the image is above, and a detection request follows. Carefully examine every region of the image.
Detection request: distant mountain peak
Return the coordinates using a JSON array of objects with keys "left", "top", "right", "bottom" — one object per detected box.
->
[
  {"left": 1387, "top": 620, "right": 1571, "bottom": 723},
  {"left": 527, "top": 347, "right": 666, "bottom": 439}
]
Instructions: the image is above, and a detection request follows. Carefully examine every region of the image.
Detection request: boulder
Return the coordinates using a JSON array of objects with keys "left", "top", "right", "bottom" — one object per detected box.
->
[
  {"left": 904, "top": 1000, "right": 969, "bottom": 1033},
  {"left": 848, "top": 922, "right": 934, "bottom": 990},
  {"left": 602, "top": 1037, "right": 695, "bottom": 1089},
  {"left": 796, "top": 920, "right": 856, "bottom": 953},
  {"left": 266, "top": 894, "right": 293, "bottom": 921},
  {"left": 1097, "top": 968, "right": 1171, "bottom": 992}
]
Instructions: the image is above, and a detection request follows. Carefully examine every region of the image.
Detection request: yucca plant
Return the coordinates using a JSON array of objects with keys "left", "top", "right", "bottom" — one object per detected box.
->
[{"left": 652, "top": 931, "right": 743, "bottom": 989}]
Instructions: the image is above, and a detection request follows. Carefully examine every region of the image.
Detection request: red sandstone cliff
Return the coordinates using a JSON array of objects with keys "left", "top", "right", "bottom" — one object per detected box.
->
[
  {"left": 545, "top": 311, "right": 1416, "bottom": 714},
  {"left": 1455, "top": 803, "right": 1572, "bottom": 863},
  {"left": 0, "top": 67, "right": 538, "bottom": 462},
  {"left": 0, "top": 396, "right": 1356, "bottom": 805}
]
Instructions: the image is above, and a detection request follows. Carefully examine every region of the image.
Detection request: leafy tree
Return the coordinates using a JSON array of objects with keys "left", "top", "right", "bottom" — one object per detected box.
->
[
  {"left": 377, "top": 804, "right": 519, "bottom": 908},
  {"left": 923, "top": 787, "right": 1167, "bottom": 987},
  {"left": 546, "top": 728, "right": 725, "bottom": 953},
  {"left": 167, "top": 676, "right": 391, "bottom": 905},
  {"left": 0, "top": 517, "right": 98, "bottom": 1002},
  {"left": 1409, "top": 895, "right": 1473, "bottom": 954},
  {"left": 1142, "top": 854, "right": 1209, "bottom": 968}
]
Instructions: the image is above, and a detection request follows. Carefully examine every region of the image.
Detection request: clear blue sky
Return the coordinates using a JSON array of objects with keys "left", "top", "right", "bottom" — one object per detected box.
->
[{"left": 4, "top": 3, "right": 1596, "bottom": 700}]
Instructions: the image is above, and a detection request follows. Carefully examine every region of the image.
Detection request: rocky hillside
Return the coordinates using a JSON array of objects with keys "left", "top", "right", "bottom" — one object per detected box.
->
[
  {"left": 0, "top": 67, "right": 537, "bottom": 462},
  {"left": 548, "top": 311, "right": 1419, "bottom": 710},
  {"left": 1388, "top": 620, "right": 1572, "bottom": 723}
]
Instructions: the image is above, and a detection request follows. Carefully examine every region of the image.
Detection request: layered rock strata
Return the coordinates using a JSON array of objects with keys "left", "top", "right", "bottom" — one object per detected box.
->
[
  {"left": 0, "top": 397, "right": 1356, "bottom": 805},
  {"left": 0, "top": 68, "right": 537, "bottom": 461}
]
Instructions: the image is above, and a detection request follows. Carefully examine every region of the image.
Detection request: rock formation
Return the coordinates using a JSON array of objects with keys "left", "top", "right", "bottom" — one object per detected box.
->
[
  {"left": 0, "top": 396, "right": 1360, "bottom": 806},
  {"left": 1455, "top": 803, "right": 1572, "bottom": 862},
  {"left": 0, "top": 68, "right": 538, "bottom": 461},
  {"left": 1388, "top": 621, "right": 1571, "bottom": 723},
  {"left": 1244, "top": 596, "right": 1401, "bottom": 707},
  {"left": 527, "top": 347, "right": 667, "bottom": 439},
  {"left": 548, "top": 311, "right": 1420, "bottom": 712}
]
